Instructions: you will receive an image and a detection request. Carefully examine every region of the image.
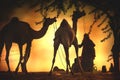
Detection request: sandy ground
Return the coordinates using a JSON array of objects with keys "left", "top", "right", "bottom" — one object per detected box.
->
[{"left": 0, "top": 71, "right": 120, "bottom": 80}]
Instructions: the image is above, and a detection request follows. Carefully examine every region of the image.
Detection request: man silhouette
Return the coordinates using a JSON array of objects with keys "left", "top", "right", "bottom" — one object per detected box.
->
[{"left": 79, "top": 33, "right": 95, "bottom": 72}]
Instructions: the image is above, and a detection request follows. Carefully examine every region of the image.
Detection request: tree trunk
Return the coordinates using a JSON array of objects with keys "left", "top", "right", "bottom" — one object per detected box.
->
[{"left": 111, "top": 26, "right": 120, "bottom": 72}]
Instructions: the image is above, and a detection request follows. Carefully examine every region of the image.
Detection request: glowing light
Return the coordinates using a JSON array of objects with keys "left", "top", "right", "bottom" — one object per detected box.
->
[{"left": 0, "top": 5, "right": 114, "bottom": 72}]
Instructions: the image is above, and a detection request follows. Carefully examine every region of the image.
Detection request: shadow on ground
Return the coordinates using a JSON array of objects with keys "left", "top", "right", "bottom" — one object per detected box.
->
[{"left": 0, "top": 71, "right": 120, "bottom": 80}]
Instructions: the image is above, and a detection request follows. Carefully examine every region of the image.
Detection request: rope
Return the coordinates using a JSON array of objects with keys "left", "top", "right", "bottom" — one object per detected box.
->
[
  {"left": 0, "top": 58, "right": 18, "bottom": 62},
  {"left": 58, "top": 47, "right": 66, "bottom": 68},
  {"left": 0, "top": 52, "right": 19, "bottom": 62}
]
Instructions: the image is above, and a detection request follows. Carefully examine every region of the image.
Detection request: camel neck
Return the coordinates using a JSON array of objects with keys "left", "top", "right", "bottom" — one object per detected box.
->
[
  {"left": 72, "top": 19, "right": 78, "bottom": 35},
  {"left": 32, "top": 23, "right": 49, "bottom": 39}
]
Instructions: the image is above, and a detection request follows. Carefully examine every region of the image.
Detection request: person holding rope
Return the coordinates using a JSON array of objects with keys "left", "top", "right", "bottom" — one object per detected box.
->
[{"left": 78, "top": 33, "right": 96, "bottom": 72}]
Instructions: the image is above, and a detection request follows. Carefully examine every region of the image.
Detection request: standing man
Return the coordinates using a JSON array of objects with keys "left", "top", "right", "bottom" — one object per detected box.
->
[{"left": 79, "top": 33, "right": 95, "bottom": 72}]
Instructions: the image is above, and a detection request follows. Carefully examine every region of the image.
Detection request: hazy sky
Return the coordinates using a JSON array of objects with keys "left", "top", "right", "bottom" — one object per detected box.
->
[{"left": 0, "top": 4, "right": 114, "bottom": 72}]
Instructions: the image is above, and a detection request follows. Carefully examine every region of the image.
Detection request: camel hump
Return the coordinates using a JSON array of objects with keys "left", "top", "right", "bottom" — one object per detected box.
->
[
  {"left": 61, "top": 19, "right": 69, "bottom": 26},
  {"left": 55, "top": 19, "right": 72, "bottom": 35},
  {"left": 60, "top": 19, "right": 72, "bottom": 29}
]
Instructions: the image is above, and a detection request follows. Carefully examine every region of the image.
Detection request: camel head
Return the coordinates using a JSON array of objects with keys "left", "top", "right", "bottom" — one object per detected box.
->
[
  {"left": 35, "top": 11, "right": 57, "bottom": 25},
  {"left": 72, "top": 10, "right": 86, "bottom": 20},
  {"left": 43, "top": 17, "right": 57, "bottom": 26},
  {"left": 35, "top": 17, "right": 56, "bottom": 26}
]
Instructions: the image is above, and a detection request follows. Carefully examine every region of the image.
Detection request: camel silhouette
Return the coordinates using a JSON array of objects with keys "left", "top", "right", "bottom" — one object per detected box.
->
[
  {"left": 0, "top": 17, "right": 56, "bottom": 73},
  {"left": 49, "top": 10, "right": 85, "bottom": 75}
]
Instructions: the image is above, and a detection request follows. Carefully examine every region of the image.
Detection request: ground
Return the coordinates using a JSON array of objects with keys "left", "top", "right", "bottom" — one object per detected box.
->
[{"left": 0, "top": 71, "right": 120, "bottom": 80}]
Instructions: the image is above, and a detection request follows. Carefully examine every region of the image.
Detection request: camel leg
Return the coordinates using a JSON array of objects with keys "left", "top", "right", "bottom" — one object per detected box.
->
[
  {"left": 49, "top": 41, "right": 60, "bottom": 75},
  {"left": 63, "top": 46, "right": 73, "bottom": 75},
  {"left": 73, "top": 38, "right": 84, "bottom": 73},
  {"left": 15, "top": 45, "right": 23, "bottom": 73},
  {"left": 5, "top": 43, "right": 12, "bottom": 72},
  {"left": 63, "top": 46, "right": 69, "bottom": 73},
  {"left": 21, "top": 42, "right": 31, "bottom": 73}
]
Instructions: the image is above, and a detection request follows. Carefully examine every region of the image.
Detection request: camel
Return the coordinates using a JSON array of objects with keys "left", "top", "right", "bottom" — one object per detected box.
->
[
  {"left": 0, "top": 17, "right": 56, "bottom": 73},
  {"left": 49, "top": 10, "right": 85, "bottom": 75}
]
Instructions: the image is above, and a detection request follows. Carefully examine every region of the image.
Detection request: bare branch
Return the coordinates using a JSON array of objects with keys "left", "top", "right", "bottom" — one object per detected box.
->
[
  {"left": 101, "top": 32, "right": 112, "bottom": 42},
  {"left": 41, "top": 11, "right": 47, "bottom": 18},
  {"left": 35, "top": 10, "right": 47, "bottom": 25},
  {"left": 88, "top": 8, "right": 97, "bottom": 14},
  {"left": 107, "top": 57, "right": 113, "bottom": 62},
  {"left": 101, "top": 24, "right": 109, "bottom": 31},
  {"left": 98, "top": 16, "right": 108, "bottom": 27},
  {"left": 88, "top": 18, "right": 97, "bottom": 34},
  {"left": 103, "top": 28, "right": 111, "bottom": 33},
  {"left": 107, "top": 54, "right": 113, "bottom": 62}
]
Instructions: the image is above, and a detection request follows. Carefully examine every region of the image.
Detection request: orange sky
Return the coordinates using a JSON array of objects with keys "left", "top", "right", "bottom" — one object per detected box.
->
[{"left": 0, "top": 5, "right": 114, "bottom": 72}]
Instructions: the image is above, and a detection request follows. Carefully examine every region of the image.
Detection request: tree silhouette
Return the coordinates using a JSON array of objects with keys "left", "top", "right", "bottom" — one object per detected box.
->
[
  {"left": 79, "top": 0, "right": 120, "bottom": 72},
  {"left": 41, "top": 0, "right": 120, "bottom": 72},
  {"left": 0, "top": 0, "right": 119, "bottom": 72}
]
